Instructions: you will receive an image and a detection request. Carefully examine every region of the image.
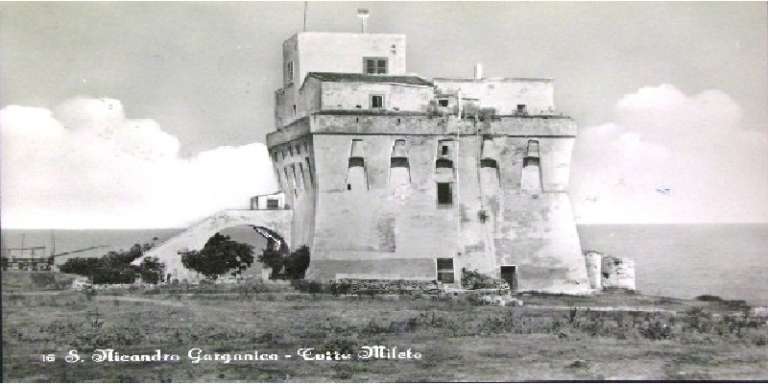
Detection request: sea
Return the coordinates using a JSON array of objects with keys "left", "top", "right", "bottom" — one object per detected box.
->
[{"left": 2, "top": 224, "right": 767, "bottom": 305}]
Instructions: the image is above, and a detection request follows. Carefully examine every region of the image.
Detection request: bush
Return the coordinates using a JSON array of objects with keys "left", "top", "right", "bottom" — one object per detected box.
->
[
  {"left": 285, "top": 246, "right": 310, "bottom": 279},
  {"left": 181, "top": 233, "right": 254, "bottom": 280},
  {"left": 695, "top": 294, "right": 723, "bottom": 302},
  {"left": 138, "top": 257, "right": 164, "bottom": 284},
  {"left": 291, "top": 279, "right": 324, "bottom": 294},
  {"left": 60, "top": 243, "right": 158, "bottom": 284},
  {"left": 258, "top": 246, "right": 311, "bottom": 280},
  {"left": 258, "top": 248, "right": 285, "bottom": 278}
]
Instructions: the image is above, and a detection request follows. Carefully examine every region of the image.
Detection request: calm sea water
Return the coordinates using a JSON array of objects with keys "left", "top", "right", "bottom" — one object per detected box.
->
[{"left": 3, "top": 224, "right": 767, "bottom": 305}]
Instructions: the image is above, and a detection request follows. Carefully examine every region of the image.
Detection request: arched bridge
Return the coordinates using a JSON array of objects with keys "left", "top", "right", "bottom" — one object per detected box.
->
[{"left": 133, "top": 209, "right": 293, "bottom": 282}]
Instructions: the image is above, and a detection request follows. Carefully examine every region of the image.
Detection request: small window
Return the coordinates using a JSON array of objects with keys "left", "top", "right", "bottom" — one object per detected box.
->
[
  {"left": 516, "top": 104, "right": 527, "bottom": 115},
  {"left": 438, "top": 98, "right": 449, "bottom": 107},
  {"left": 437, "top": 182, "right": 452, "bottom": 206},
  {"left": 285, "top": 61, "right": 294, "bottom": 83},
  {"left": 292, "top": 105, "right": 297, "bottom": 115},
  {"left": 364, "top": 57, "right": 388, "bottom": 74},
  {"left": 436, "top": 258, "right": 455, "bottom": 283},
  {"left": 370, "top": 95, "right": 384, "bottom": 109},
  {"left": 267, "top": 199, "right": 279, "bottom": 209},
  {"left": 441, "top": 145, "right": 449, "bottom": 156}
]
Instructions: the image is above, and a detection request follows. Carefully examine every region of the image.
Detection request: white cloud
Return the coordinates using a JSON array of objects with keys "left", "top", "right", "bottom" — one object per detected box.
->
[
  {"left": 572, "top": 84, "right": 768, "bottom": 223},
  {"left": 1, "top": 97, "right": 278, "bottom": 229}
]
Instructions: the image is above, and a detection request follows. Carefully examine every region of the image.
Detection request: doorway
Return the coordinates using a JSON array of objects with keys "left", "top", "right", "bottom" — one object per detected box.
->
[{"left": 500, "top": 266, "right": 518, "bottom": 291}]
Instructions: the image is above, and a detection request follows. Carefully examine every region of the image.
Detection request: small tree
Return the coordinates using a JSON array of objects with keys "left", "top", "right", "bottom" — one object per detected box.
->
[
  {"left": 138, "top": 257, "right": 164, "bottom": 284},
  {"left": 180, "top": 233, "right": 254, "bottom": 280},
  {"left": 258, "top": 248, "right": 285, "bottom": 279},
  {"left": 285, "top": 246, "right": 310, "bottom": 279}
]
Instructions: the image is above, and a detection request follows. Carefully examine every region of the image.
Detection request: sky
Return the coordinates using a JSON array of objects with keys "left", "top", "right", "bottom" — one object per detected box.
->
[{"left": 1, "top": 2, "right": 766, "bottom": 228}]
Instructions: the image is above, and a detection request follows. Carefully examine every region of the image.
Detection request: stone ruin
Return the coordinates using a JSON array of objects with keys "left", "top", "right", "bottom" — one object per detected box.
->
[{"left": 583, "top": 250, "right": 636, "bottom": 292}]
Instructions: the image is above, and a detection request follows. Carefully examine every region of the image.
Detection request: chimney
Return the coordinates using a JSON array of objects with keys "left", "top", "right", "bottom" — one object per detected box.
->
[
  {"left": 357, "top": 9, "right": 370, "bottom": 33},
  {"left": 474, "top": 63, "right": 483, "bottom": 80}
]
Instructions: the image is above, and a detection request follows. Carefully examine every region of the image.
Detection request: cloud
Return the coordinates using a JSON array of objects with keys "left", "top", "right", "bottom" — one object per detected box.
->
[
  {"left": 1, "top": 97, "right": 278, "bottom": 229},
  {"left": 572, "top": 84, "right": 768, "bottom": 223}
]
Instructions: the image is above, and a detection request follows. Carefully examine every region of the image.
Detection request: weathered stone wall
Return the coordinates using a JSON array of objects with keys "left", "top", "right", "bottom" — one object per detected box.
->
[
  {"left": 584, "top": 250, "right": 603, "bottom": 290},
  {"left": 299, "top": 115, "right": 588, "bottom": 293},
  {"left": 293, "top": 32, "right": 406, "bottom": 85},
  {"left": 269, "top": 132, "right": 316, "bottom": 251},
  {"left": 321, "top": 82, "right": 433, "bottom": 113},
  {"left": 602, "top": 255, "right": 636, "bottom": 291},
  {"left": 133, "top": 209, "right": 293, "bottom": 282},
  {"left": 275, "top": 77, "right": 323, "bottom": 130},
  {"left": 434, "top": 78, "right": 555, "bottom": 115}
]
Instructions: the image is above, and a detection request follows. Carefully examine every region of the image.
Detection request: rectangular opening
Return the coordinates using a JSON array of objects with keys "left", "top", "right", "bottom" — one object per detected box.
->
[
  {"left": 438, "top": 98, "right": 449, "bottom": 107},
  {"left": 390, "top": 157, "right": 409, "bottom": 168},
  {"left": 370, "top": 94, "right": 384, "bottom": 109},
  {"left": 441, "top": 145, "right": 449, "bottom": 156},
  {"left": 364, "top": 57, "right": 388, "bottom": 74},
  {"left": 436, "top": 258, "right": 454, "bottom": 283},
  {"left": 437, "top": 182, "right": 452, "bottom": 206},
  {"left": 516, "top": 104, "right": 527, "bottom": 115},
  {"left": 500, "top": 266, "right": 519, "bottom": 291},
  {"left": 266, "top": 199, "right": 279, "bottom": 209}
]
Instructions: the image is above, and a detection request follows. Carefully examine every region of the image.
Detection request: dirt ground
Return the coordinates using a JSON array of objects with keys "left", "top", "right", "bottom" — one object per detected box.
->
[{"left": 2, "top": 277, "right": 767, "bottom": 382}]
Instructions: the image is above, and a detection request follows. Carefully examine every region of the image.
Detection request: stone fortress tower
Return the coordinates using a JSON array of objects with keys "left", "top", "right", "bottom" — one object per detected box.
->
[{"left": 266, "top": 31, "right": 590, "bottom": 293}]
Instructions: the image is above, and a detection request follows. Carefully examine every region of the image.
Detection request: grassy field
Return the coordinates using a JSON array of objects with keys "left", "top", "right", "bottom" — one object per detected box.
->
[{"left": 2, "top": 273, "right": 767, "bottom": 382}]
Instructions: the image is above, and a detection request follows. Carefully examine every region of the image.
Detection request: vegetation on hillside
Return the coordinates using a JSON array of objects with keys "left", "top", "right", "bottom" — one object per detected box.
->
[{"left": 59, "top": 243, "right": 164, "bottom": 284}]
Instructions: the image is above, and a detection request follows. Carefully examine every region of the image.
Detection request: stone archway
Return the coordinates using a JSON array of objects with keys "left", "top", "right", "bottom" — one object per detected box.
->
[{"left": 132, "top": 209, "right": 292, "bottom": 283}]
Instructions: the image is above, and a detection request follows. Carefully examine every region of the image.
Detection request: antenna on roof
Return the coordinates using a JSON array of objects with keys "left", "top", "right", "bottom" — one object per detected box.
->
[
  {"left": 357, "top": 8, "right": 370, "bottom": 33},
  {"left": 303, "top": 1, "right": 308, "bottom": 32}
]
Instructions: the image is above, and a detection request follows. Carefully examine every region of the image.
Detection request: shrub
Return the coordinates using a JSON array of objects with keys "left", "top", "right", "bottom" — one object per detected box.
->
[
  {"left": 138, "top": 257, "right": 164, "bottom": 284},
  {"left": 695, "top": 294, "right": 723, "bottom": 302},
  {"left": 291, "top": 279, "right": 324, "bottom": 294},
  {"left": 638, "top": 320, "right": 672, "bottom": 340},
  {"left": 284, "top": 246, "right": 310, "bottom": 279},
  {"left": 258, "top": 248, "right": 285, "bottom": 278},
  {"left": 59, "top": 243, "right": 158, "bottom": 284},
  {"left": 258, "top": 246, "right": 311, "bottom": 280}
]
